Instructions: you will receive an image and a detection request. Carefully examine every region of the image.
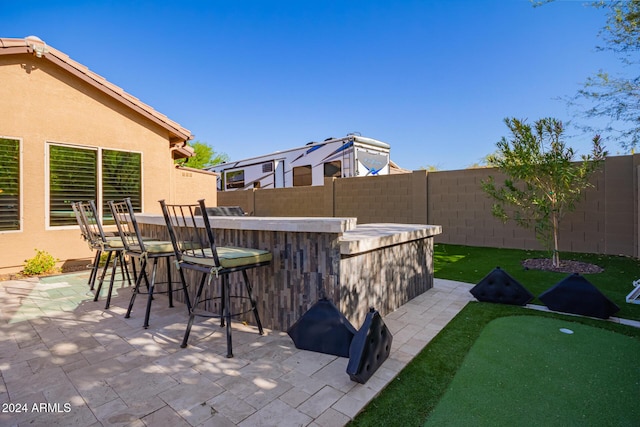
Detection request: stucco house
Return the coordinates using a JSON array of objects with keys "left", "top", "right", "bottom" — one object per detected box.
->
[{"left": 0, "top": 36, "right": 217, "bottom": 274}]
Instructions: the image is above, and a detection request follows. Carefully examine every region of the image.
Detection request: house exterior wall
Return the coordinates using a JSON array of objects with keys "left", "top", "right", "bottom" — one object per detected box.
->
[
  {"left": 0, "top": 53, "right": 214, "bottom": 273},
  {"left": 171, "top": 166, "right": 218, "bottom": 205}
]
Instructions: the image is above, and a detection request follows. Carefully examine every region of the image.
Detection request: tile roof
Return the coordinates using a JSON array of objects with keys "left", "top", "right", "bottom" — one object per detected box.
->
[{"left": 0, "top": 36, "right": 193, "bottom": 144}]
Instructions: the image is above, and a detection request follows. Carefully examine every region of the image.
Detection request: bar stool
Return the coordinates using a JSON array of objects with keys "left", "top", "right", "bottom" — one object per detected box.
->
[
  {"left": 160, "top": 199, "right": 271, "bottom": 358},
  {"left": 76, "top": 200, "right": 132, "bottom": 308},
  {"left": 72, "top": 201, "right": 102, "bottom": 291},
  {"left": 108, "top": 198, "right": 191, "bottom": 328}
]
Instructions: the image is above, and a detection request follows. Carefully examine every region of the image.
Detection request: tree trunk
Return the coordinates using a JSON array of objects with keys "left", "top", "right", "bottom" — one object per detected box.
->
[{"left": 552, "top": 212, "right": 560, "bottom": 267}]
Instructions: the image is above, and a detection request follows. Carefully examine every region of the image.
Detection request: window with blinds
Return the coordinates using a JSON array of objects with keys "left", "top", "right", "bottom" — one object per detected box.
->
[
  {"left": 102, "top": 149, "right": 141, "bottom": 222},
  {"left": 48, "top": 144, "right": 142, "bottom": 226},
  {"left": 0, "top": 138, "right": 20, "bottom": 231},
  {"left": 49, "top": 145, "right": 97, "bottom": 226}
]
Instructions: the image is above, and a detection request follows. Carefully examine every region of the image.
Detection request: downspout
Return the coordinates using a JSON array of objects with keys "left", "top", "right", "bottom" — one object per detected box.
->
[{"left": 169, "top": 146, "right": 177, "bottom": 204}]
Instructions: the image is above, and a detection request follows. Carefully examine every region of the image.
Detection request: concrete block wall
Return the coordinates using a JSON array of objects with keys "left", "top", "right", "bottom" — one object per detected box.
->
[
  {"left": 215, "top": 189, "right": 254, "bottom": 215},
  {"left": 254, "top": 185, "right": 327, "bottom": 217},
  {"left": 426, "top": 168, "right": 535, "bottom": 249},
  {"left": 427, "top": 166, "right": 612, "bottom": 254},
  {"left": 334, "top": 173, "right": 414, "bottom": 224},
  {"left": 560, "top": 170, "right": 606, "bottom": 254},
  {"left": 217, "top": 154, "right": 640, "bottom": 257},
  {"left": 332, "top": 171, "right": 429, "bottom": 224},
  {"left": 602, "top": 156, "right": 637, "bottom": 255}
]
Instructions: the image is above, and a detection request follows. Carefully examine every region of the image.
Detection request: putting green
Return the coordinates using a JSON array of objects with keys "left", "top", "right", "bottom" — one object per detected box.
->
[{"left": 425, "top": 315, "right": 640, "bottom": 426}]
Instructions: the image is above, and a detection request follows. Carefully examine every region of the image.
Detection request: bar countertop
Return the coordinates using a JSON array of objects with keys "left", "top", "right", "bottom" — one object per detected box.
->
[
  {"left": 339, "top": 223, "right": 442, "bottom": 255},
  {"left": 136, "top": 214, "right": 442, "bottom": 256},
  {"left": 135, "top": 214, "right": 357, "bottom": 234}
]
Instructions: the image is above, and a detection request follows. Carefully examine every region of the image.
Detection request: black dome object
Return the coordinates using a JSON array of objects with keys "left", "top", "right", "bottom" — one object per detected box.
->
[
  {"left": 470, "top": 267, "right": 534, "bottom": 306},
  {"left": 287, "top": 298, "right": 357, "bottom": 358},
  {"left": 346, "top": 307, "right": 393, "bottom": 384},
  {"left": 539, "top": 273, "right": 620, "bottom": 319}
]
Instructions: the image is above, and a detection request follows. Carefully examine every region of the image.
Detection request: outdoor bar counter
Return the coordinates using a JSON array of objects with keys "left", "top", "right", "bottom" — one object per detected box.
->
[{"left": 136, "top": 214, "right": 442, "bottom": 331}]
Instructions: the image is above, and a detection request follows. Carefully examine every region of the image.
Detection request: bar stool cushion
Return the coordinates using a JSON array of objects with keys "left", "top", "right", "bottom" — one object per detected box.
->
[
  {"left": 182, "top": 246, "right": 272, "bottom": 269},
  {"left": 104, "top": 236, "right": 125, "bottom": 248},
  {"left": 140, "top": 241, "right": 176, "bottom": 254},
  {"left": 106, "top": 235, "right": 158, "bottom": 249}
]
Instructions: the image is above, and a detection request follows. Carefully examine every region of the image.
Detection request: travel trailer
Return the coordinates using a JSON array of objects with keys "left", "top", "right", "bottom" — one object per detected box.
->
[{"left": 209, "top": 134, "right": 391, "bottom": 191}]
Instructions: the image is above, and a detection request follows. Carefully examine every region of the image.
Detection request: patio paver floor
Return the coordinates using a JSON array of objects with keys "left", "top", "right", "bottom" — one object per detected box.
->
[{"left": 0, "top": 271, "right": 475, "bottom": 426}]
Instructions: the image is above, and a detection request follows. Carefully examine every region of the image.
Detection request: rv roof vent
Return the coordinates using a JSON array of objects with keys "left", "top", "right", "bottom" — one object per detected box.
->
[
  {"left": 324, "top": 137, "right": 335, "bottom": 141},
  {"left": 262, "top": 162, "right": 273, "bottom": 173}
]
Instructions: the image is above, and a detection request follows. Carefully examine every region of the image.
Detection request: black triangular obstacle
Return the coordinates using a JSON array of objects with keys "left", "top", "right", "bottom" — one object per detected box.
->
[
  {"left": 470, "top": 267, "right": 534, "bottom": 306},
  {"left": 287, "top": 298, "right": 357, "bottom": 358},
  {"left": 346, "top": 307, "right": 393, "bottom": 384},
  {"left": 539, "top": 273, "right": 620, "bottom": 319}
]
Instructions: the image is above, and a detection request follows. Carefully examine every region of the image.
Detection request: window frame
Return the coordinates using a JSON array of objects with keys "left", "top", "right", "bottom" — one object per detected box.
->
[
  {"left": 293, "top": 165, "right": 312, "bottom": 187},
  {"left": 0, "top": 136, "right": 23, "bottom": 234},
  {"left": 45, "top": 142, "right": 143, "bottom": 229},
  {"left": 323, "top": 160, "right": 342, "bottom": 179},
  {"left": 226, "top": 170, "right": 245, "bottom": 189}
]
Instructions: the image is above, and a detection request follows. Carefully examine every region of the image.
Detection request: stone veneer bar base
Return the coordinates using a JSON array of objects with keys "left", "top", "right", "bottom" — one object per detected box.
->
[
  {"left": 136, "top": 215, "right": 441, "bottom": 331},
  {"left": 340, "top": 237, "right": 433, "bottom": 329}
]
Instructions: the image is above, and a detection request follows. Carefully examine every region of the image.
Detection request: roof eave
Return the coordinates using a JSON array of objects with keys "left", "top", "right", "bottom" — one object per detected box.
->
[
  {"left": 44, "top": 52, "right": 192, "bottom": 142},
  {"left": 171, "top": 143, "right": 195, "bottom": 160},
  {"left": 0, "top": 37, "right": 192, "bottom": 143}
]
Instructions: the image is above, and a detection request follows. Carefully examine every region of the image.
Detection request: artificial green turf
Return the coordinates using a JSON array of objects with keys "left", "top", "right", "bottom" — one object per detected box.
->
[
  {"left": 434, "top": 244, "right": 640, "bottom": 321},
  {"left": 348, "top": 303, "right": 640, "bottom": 427},
  {"left": 348, "top": 245, "right": 640, "bottom": 426},
  {"left": 424, "top": 315, "right": 640, "bottom": 426}
]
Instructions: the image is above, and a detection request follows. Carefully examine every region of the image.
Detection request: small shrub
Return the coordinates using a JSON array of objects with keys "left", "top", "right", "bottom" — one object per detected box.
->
[
  {"left": 98, "top": 252, "right": 110, "bottom": 267},
  {"left": 23, "top": 249, "right": 60, "bottom": 276}
]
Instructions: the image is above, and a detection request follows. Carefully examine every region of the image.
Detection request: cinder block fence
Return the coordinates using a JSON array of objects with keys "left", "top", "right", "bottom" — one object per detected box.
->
[{"left": 218, "top": 154, "right": 640, "bottom": 258}]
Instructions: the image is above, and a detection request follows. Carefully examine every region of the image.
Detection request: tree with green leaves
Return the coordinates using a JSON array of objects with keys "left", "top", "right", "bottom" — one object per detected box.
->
[
  {"left": 536, "top": 0, "right": 640, "bottom": 151},
  {"left": 177, "top": 141, "right": 229, "bottom": 169},
  {"left": 481, "top": 118, "right": 607, "bottom": 267}
]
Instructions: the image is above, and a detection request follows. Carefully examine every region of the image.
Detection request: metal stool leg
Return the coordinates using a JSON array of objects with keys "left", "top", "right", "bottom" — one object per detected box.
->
[
  {"left": 126, "top": 257, "right": 146, "bottom": 319},
  {"left": 167, "top": 256, "right": 174, "bottom": 308},
  {"left": 181, "top": 273, "right": 207, "bottom": 348},
  {"left": 118, "top": 252, "right": 132, "bottom": 286},
  {"left": 130, "top": 257, "right": 138, "bottom": 286},
  {"left": 177, "top": 267, "right": 192, "bottom": 311},
  {"left": 143, "top": 258, "right": 159, "bottom": 329},
  {"left": 104, "top": 251, "right": 119, "bottom": 309},
  {"left": 223, "top": 275, "right": 233, "bottom": 358},
  {"left": 242, "top": 270, "right": 264, "bottom": 335},
  {"left": 220, "top": 276, "right": 226, "bottom": 328},
  {"left": 88, "top": 249, "right": 102, "bottom": 290},
  {"left": 94, "top": 251, "right": 113, "bottom": 302}
]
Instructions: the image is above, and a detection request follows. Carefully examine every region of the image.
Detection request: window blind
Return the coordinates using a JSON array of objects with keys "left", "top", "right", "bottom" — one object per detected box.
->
[
  {"left": 0, "top": 138, "right": 20, "bottom": 231},
  {"left": 102, "top": 150, "right": 141, "bottom": 221},
  {"left": 49, "top": 145, "right": 97, "bottom": 226}
]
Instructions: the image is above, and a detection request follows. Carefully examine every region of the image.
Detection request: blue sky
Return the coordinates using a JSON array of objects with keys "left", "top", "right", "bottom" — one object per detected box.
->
[{"left": 3, "top": 0, "right": 624, "bottom": 170}]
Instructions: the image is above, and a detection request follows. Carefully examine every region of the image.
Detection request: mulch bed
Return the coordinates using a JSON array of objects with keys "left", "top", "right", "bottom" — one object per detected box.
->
[{"left": 522, "top": 258, "right": 604, "bottom": 274}]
